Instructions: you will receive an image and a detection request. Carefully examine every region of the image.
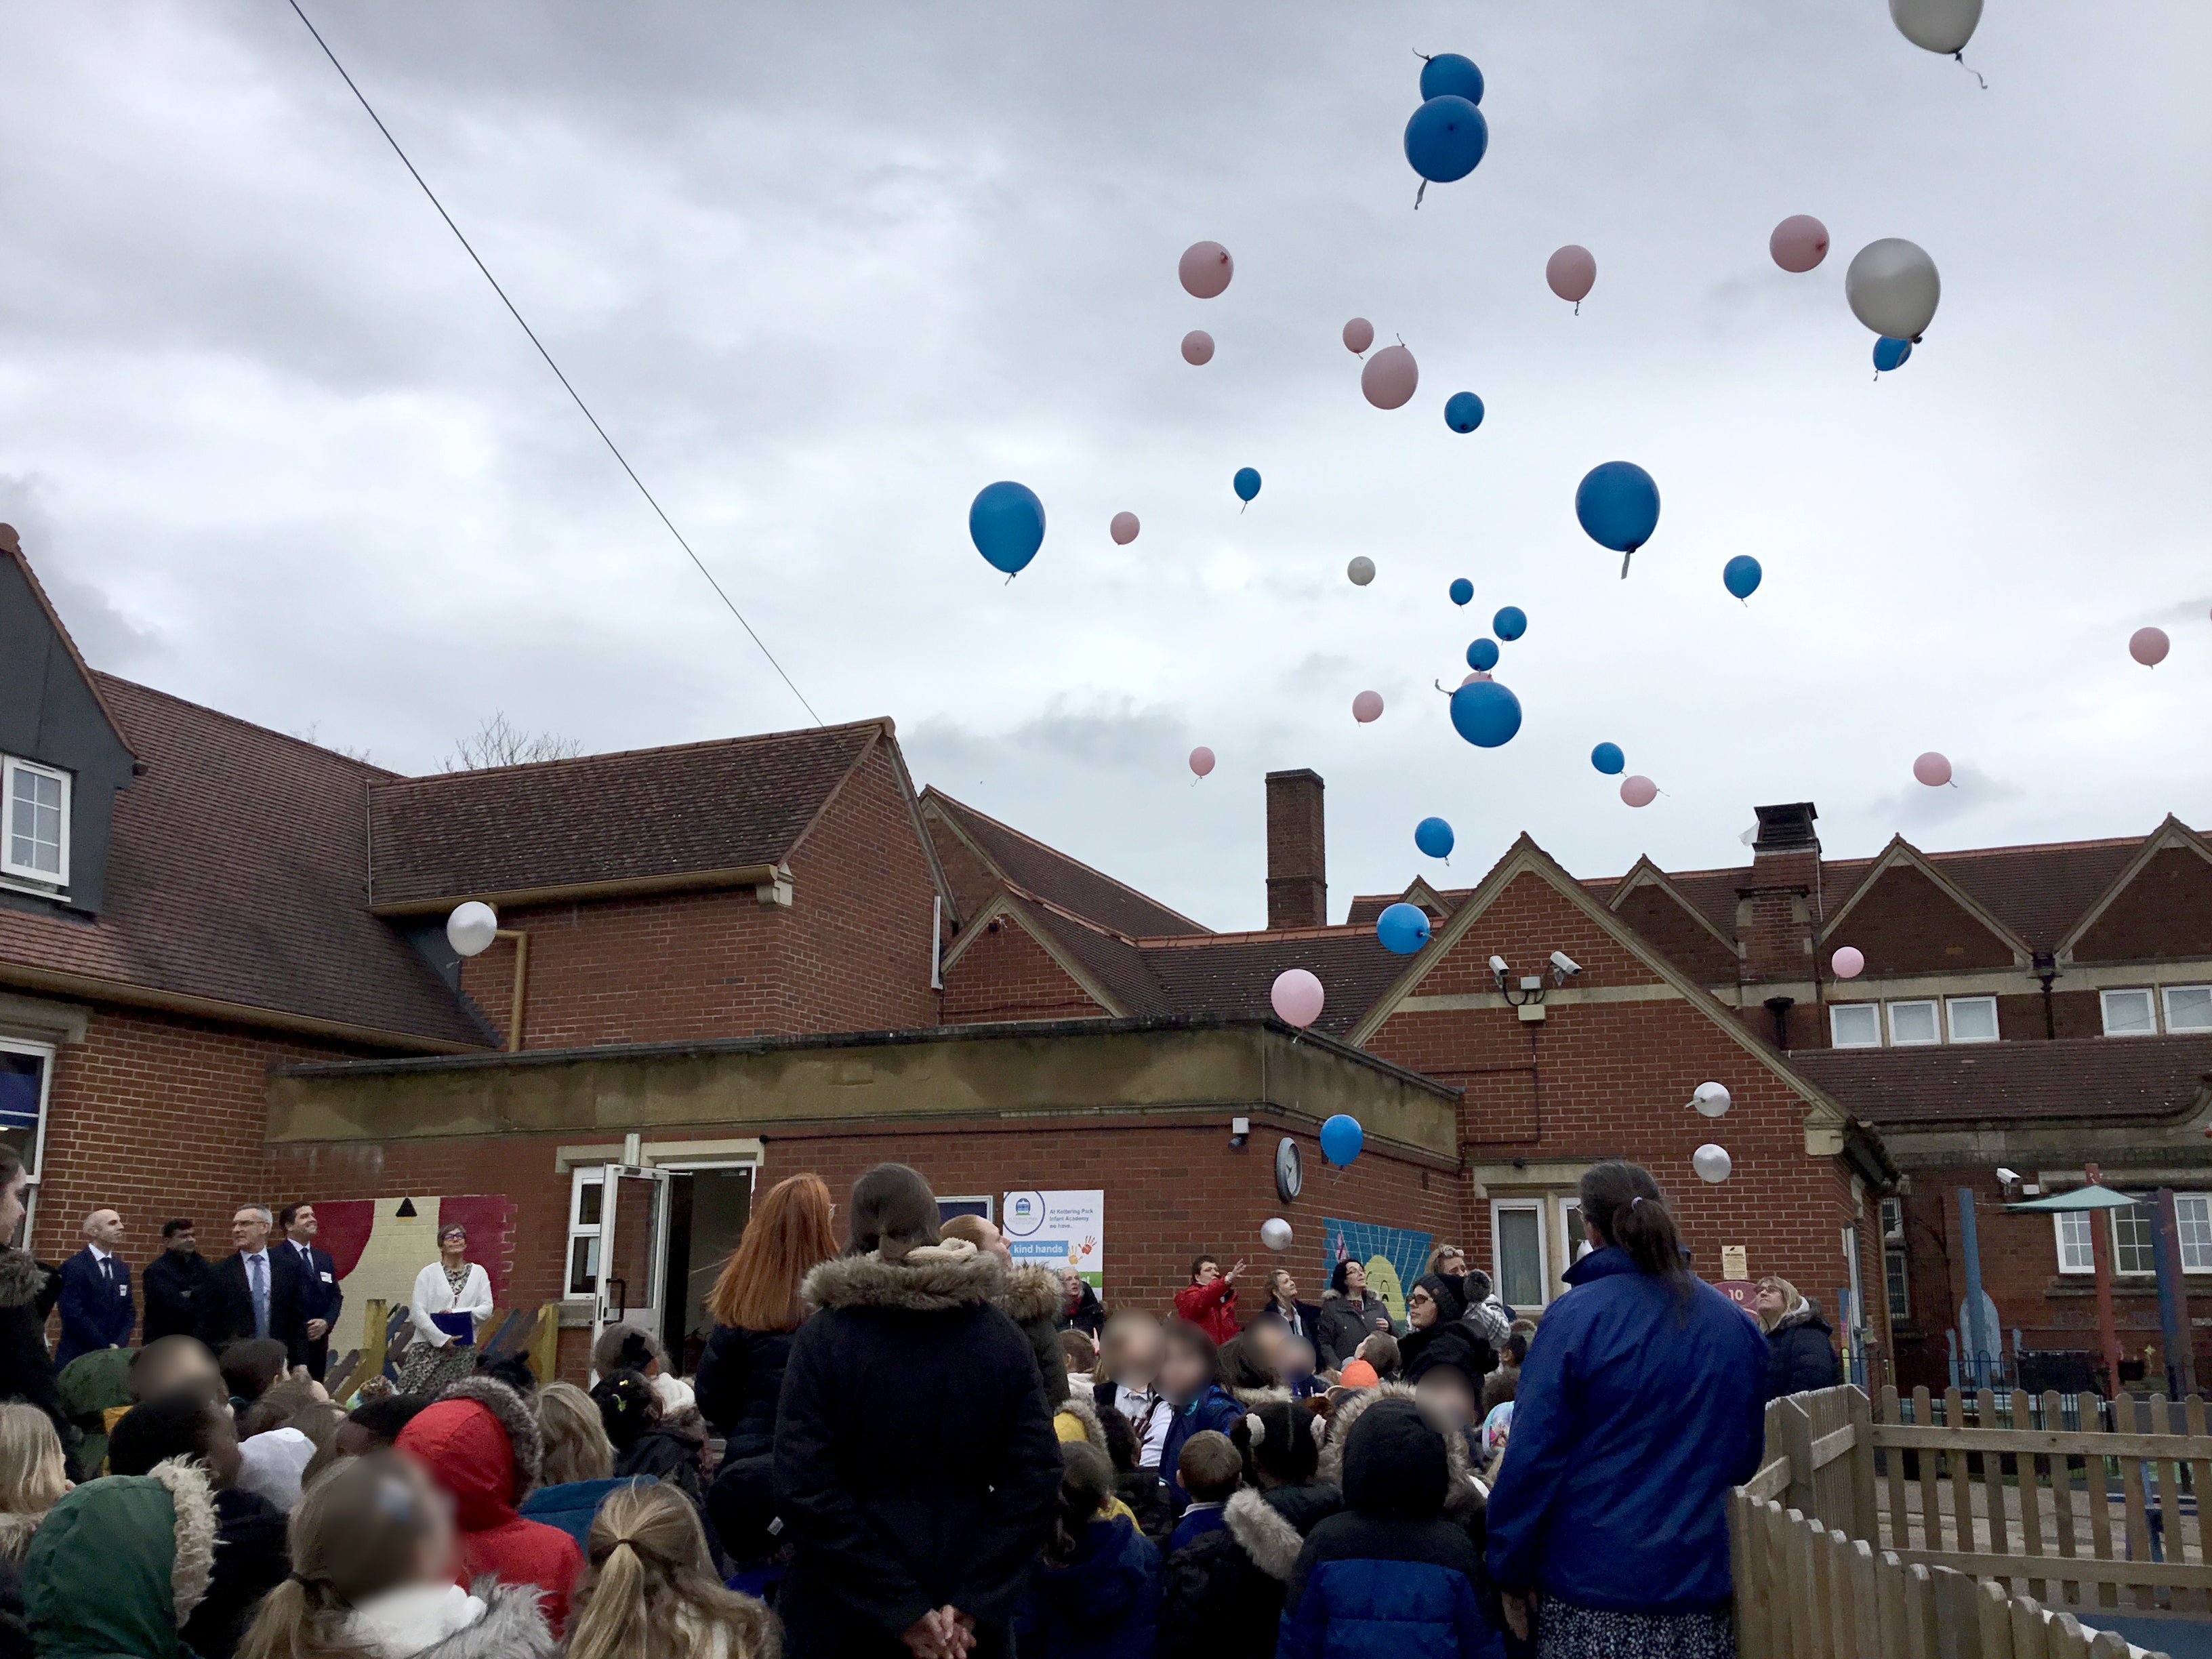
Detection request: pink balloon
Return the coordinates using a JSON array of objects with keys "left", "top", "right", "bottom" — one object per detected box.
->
[
  {"left": 1109, "top": 512, "right": 1140, "bottom": 546},
  {"left": 1361, "top": 344, "right": 1418, "bottom": 410},
  {"left": 1769, "top": 215, "right": 1831, "bottom": 274},
  {"left": 1181, "top": 330, "right": 1214, "bottom": 366},
  {"left": 1343, "top": 317, "right": 1375, "bottom": 354},
  {"left": 1270, "top": 967, "right": 1325, "bottom": 1028},
  {"left": 1179, "top": 241, "right": 1233, "bottom": 300},
  {"left": 1547, "top": 245, "right": 1596, "bottom": 305},
  {"left": 1831, "top": 945, "right": 1865, "bottom": 980},
  {"left": 2130, "top": 626, "right": 2171, "bottom": 667},
  {"left": 1912, "top": 752, "right": 1952, "bottom": 787},
  {"left": 1460, "top": 671, "right": 1492, "bottom": 684},
  {"left": 1189, "top": 746, "right": 1216, "bottom": 779},
  {"left": 1352, "top": 691, "right": 1384, "bottom": 723},
  {"left": 1620, "top": 775, "right": 1658, "bottom": 808}
]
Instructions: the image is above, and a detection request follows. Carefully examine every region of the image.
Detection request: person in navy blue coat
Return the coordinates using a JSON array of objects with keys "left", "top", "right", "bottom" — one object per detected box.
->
[
  {"left": 1017, "top": 1441, "right": 1160, "bottom": 1659},
  {"left": 1276, "top": 1395, "right": 1504, "bottom": 1659},
  {"left": 1156, "top": 1319, "right": 1244, "bottom": 1511},
  {"left": 1484, "top": 1161, "right": 1767, "bottom": 1658},
  {"left": 277, "top": 1203, "right": 343, "bottom": 1380},
  {"left": 54, "top": 1207, "right": 135, "bottom": 1370}
]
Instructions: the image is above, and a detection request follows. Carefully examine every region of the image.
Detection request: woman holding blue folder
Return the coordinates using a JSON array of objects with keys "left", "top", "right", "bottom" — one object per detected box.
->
[{"left": 397, "top": 1221, "right": 495, "bottom": 1394}]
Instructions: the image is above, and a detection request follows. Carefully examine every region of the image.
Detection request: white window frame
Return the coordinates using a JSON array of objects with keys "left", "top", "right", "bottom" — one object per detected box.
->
[
  {"left": 2111, "top": 1203, "right": 2158, "bottom": 1276},
  {"left": 2055, "top": 1211, "right": 2094, "bottom": 1275},
  {"left": 2162, "top": 985, "right": 2212, "bottom": 1034},
  {"left": 1842, "top": 1225, "right": 1866, "bottom": 1335},
  {"left": 2175, "top": 1194, "right": 2212, "bottom": 1274},
  {"left": 1830, "top": 1003, "right": 1882, "bottom": 1048},
  {"left": 1885, "top": 1000, "right": 1942, "bottom": 1047},
  {"left": 0, "top": 1036, "right": 56, "bottom": 1250},
  {"left": 1945, "top": 996, "right": 1999, "bottom": 1044},
  {"left": 566, "top": 1166, "right": 605, "bottom": 1299},
  {"left": 1490, "top": 1197, "right": 1550, "bottom": 1312},
  {"left": 1880, "top": 1197, "right": 1910, "bottom": 1323},
  {"left": 0, "top": 757, "right": 70, "bottom": 889},
  {"left": 2101, "top": 987, "right": 2158, "bottom": 1038}
]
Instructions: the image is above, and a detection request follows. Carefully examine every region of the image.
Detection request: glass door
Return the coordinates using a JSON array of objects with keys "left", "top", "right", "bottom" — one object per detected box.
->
[{"left": 593, "top": 1166, "right": 671, "bottom": 1364}]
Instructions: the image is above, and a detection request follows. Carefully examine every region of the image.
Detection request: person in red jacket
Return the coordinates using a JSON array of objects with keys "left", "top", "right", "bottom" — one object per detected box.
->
[
  {"left": 1171, "top": 1253, "right": 1245, "bottom": 1347},
  {"left": 395, "top": 1376, "right": 586, "bottom": 1633}
]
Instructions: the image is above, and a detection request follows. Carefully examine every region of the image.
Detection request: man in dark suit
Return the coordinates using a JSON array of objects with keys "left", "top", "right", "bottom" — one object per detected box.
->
[
  {"left": 54, "top": 1207, "right": 135, "bottom": 1370},
  {"left": 212, "top": 1204, "right": 307, "bottom": 1371},
  {"left": 276, "top": 1202, "right": 342, "bottom": 1381},
  {"left": 142, "top": 1218, "right": 222, "bottom": 1347}
]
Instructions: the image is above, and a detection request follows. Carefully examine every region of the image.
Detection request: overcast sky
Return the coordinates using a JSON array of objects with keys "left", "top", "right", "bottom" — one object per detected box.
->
[{"left": 2, "top": 3, "right": 2206, "bottom": 930}]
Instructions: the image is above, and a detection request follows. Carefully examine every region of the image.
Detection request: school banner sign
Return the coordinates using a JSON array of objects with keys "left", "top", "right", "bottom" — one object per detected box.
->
[{"left": 1002, "top": 1189, "right": 1105, "bottom": 1288}]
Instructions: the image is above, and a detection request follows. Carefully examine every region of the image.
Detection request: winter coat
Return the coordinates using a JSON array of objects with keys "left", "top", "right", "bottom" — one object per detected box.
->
[
  {"left": 773, "top": 1237, "right": 1061, "bottom": 1659},
  {"left": 1399, "top": 1322, "right": 1497, "bottom": 1393},
  {"left": 518, "top": 1476, "right": 636, "bottom": 1550},
  {"left": 1765, "top": 1301, "right": 1839, "bottom": 1401},
  {"left": 1158, "top": 1382, "right": 1242, "bottom": 1510},
  {"left": 0, "top": 1252, "right": 65, "bottom": 1455},
  {"left": 395, "top": 1376, "right": 585, "bottom": 1634},
  {"left": 23, "top": 1456, "right": 216, "bottom": 1659},
  {"left": 140, "top": 1250, "right": 221, "bottom": 1348},
  {"left": 693, "top": 1324, "right": 797, "bottom": 1457},
  {"left": 614, "top": 1422, "right": 706, "bottom": 1506},
  {"left": 1158, "top": 1481, "right": 1336, "bottom": 1659},
  {"left": 1317, "top": 1385, "right": 1482, "bottom": 1551},
  {"left": 1484, "top": 1246, "right": 1766, "bottom": 1615},
  {"left": 1171, "top": 1278, "right": 1241, "bottom": 1347},
  {"left": 182, "top": 1486, "right": 291, "bottom": 1659},
  {"left": 1314, "top": 1290, "right": 1393, "bottom": 1372},
  {"left": 1015, "top": 1514, "right": 1159, "bottom": 1659},
  {"left": 1061, "top": 1281, "right": 1107, "bottom": 1341},
  {"left": 1055, "top": 1390, "right": 1109, "bottom": 1454},
  {"left": 1115, "top": 1469, "right": 1176, "bottom": 1553},
  {"left": 996, "top": 1261, "right": 1071, "bottom": 1407},
  {"left": 1278, "top": 1399, "right": 1504, "bottom": 1659},
  {"left": 338, "top": 1580, "right": 558, "bottom": 1659},
  {"left": 1479, "top": 1360, "right": 1518, "bottom": 1418},
  {"left": 1246, "top": 1298, "right": 1322, "bottom": 1347}
]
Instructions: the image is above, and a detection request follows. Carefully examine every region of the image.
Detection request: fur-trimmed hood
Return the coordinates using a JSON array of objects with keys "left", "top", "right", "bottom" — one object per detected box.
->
[
  {"left": 1230, "top": 1384, "right": 1294, "bottom": 1411},
  {"left": 803, "top": 1236, "right": 1004, "bottom": 1315},
  {"left": 395, "top": 1376, "right": 544, "bottom": 1529},
  {"left": 1223, "top": 1487, "right": 1306, "bottom": 1581},
  {"left": 20, "top": 1454, "right": 216, "bottom": 1655},
  {"left": 995, "top": 1261, "right": 1065, "bottom": 1326},
  {"left": 0, "top": 1247, "right": 46, "bottom": 1311},
  {"left": 1054, "top": 1389, "right": 1107, "bottom": 1452},
  {"left": 1773, "top": 1298, "right": 1828, "bottom": 1335},
  {"left": 344, "top": 1580, "right": 558, "bottom": 1659},
  {"left": 1318, "top": 1382, "right": 1483, "bottom": 1515}
]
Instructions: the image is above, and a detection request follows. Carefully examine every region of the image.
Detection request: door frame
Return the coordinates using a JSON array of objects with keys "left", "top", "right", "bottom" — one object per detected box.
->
[{"left": 593, "top": 1164, "right": 673, "bottom": 1356}]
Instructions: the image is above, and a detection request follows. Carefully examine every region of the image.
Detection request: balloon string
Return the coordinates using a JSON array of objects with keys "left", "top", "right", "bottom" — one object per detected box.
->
[
  {"left": 1620, "top": 550, "right": 1633, "bottom": 580},
  {"left": 1954, "top": 52, "right": 1988, "bottom": 90},
  {"left": 1414, "top": 180, "right": 1427, "bottom": 210},
  {"left": 1575, "top": 300, "right": 1582, "bottom": 316}
]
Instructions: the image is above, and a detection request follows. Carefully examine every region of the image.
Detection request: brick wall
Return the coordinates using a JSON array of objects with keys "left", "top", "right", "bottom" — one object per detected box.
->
[
  {"left": 1829, "top": 865, "right": 2016, "bottom": 975},
  {"left": 941, "top": 920, "right": 1107, "bottom": 1024},
  {"left": 2072, "top": 847, "right": 2212, "bottom": 962}
]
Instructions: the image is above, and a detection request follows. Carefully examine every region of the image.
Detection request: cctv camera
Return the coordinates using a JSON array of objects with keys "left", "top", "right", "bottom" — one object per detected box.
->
[
  {"left": 1996, "top": 1167, "right": 2021, "bottom": 1186},
  {"left": 1488, "top": 955, "right": 1509, "bottom": 989},
  {"left": 1550, "top": 951, "right": 1582, "bottom": 978}
]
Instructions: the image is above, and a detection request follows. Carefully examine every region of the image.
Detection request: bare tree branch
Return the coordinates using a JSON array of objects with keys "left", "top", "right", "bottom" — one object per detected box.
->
[{"left": 439, "top": 710, "right": 583, "bottom": 773}]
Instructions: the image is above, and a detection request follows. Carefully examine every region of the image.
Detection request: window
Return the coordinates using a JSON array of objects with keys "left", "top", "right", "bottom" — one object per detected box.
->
[
  {"left": 937, "top": 1195, "right": 994, "bottom": 1223},
  {"left": 2112, "top": 1204, "right": 2157, "bottom": 1275},
  {"left": 1881, "top": 1197, "right": 1910, "bottom": 1322},
  {"left": 1491, "top": 1200, "right": 1548, "bottom": 1311},
  {"left": 1, "top": 758, "right": 68, "bottom": 888},
  {"left": 2164, "top": 987, "right": 2212, "bottom": 1033},
  {"left": 2177, "top": 1195, "right": 2212, "bottom": 1273},
  {"left": 1887, "top": 1000, "right": 1941, "bottom": 1046},
  {"left": 1830, "top": 1004, "right": 1881, "bottom": 1048},
  {"left": 1946, "top": 997, "right": 1999, "bottom": 1044},
  {"left": 567, "top": 1169, "right": 605, "bottom": 1296},
  {"left": 1559, "top": 1197, "right": 1589, "bottom": 1269},
  {"left": 0, "top": 1039, "right": 52, "bottom": 1247},
  {"left": 2055, "top": 1211, "right": 2094, "bottom": 1274},
  {"left": 2102, "top": 988, "right": 2157, "bottom": 1037}
]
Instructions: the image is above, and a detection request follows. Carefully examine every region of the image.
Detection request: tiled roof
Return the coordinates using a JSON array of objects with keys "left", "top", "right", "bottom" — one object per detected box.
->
[
  {"left": 1789, "top": 1035, "right": 2212, "bottom": 1126},
  {"left": 924, "top": 790, "right": 1208, "bottom": 939},
  {"left": 368, "top": 720, "right": 886, "bottom": 907},
  {"left": 0, "top": 676, "right": 487, "bottom": 1047}
]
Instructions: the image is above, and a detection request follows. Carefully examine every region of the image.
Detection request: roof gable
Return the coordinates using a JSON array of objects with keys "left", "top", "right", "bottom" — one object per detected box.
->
[
  {"left": 1816, "top": 836, "right": 2030, "bottom": 970},
  {"left": 920, "top": 790, "right": 1208, "bottom": 939},
  {"left": 1345, "top": 877, "right": 1465, "bottom": 929},
  {"left": 2057, "top": 819, "right": 2212, "bottom": 964},
  {"left": 0, "top": 527, "right": 136, "bottom": 762},
  {"left": 1604, "top": 857, "right": 1744, "bottom": 982},
  {"left": 938, "top": 892, "right": 1128, "bottom": 1020}
]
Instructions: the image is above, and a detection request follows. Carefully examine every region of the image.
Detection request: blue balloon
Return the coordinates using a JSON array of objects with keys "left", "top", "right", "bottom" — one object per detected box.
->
[
  {"left": 1591, "top": 741, "right": 1625, "bottom": 775},
  {"left": 1448, "top": 577, "right": 1473, "bottom": 607},
  {"left": 1403, "top": 96, "right": 1488, "bottom": 185},
  {"left": 1414, "top": 816, "right": 1455, "bottom": 859},
  {"left": 1575, "top": 461, "right": 1661, "bottom": 575},
  {"left": 968, "top": 481, "right": 1046, "bottom": 575},
  {"left": 1443, "top": 391, "right": 1485, "bottom": 433},
  {"left": 1492, "top": 605, "right": 1527, "bottom": 641},
  {"left": 1418, "top": 52, "right": 1484, "bottom": 106},
  {"left": 1723, "top": 554, "right": 1763, "bottom": 600},
  {"left": 1319, "top": 1113, "right": 1364, "bottom": 1166},
  {"left": 1873, "top": 336, "right": 1913, "bottom": 373},
  {"left": 1376, "top": 902, "right": 1432, "bottom": 956},
  {"left": 1233, "top": 466, "right": 1262, "bottom": 504},
  {"left": 1466, "top": 637, "right": 1500, "bottom": 672},
  {"left": 1450, "top": 679, "right": 1522, "bottom": 748}
]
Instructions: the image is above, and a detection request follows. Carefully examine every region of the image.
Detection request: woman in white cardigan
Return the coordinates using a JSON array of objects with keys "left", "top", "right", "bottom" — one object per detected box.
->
[{"left": 396, "top": 1221, "right": 495, "bottom": 1395}]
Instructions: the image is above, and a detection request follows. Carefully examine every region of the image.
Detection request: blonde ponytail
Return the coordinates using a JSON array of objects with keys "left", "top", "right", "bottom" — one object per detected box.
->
[{"left": 570, "top": 1482, "right": 782, "bottom": 1659}]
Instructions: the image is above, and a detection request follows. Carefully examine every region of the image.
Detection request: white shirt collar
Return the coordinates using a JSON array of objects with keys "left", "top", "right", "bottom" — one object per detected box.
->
[{"left": 87, "top": 1244, "right": 111, "bottom": 1263}]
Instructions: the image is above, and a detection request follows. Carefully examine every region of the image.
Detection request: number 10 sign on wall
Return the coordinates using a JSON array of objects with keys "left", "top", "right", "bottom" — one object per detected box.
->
[{"left": 1002, "top": 1189, "right": 1105, "bottom": 1289}]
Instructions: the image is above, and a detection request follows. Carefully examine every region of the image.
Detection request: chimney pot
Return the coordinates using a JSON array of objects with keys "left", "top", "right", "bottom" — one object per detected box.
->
[{"left": 1265, "top": 769, "right": 1326, "bottom": 929}]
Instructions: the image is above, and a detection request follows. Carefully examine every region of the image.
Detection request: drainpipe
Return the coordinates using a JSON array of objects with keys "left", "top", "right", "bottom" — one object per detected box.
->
[
  {"left": 2034, "top": 951, "right": 2057, "bottom": 1040},
  {"left": 494, "top": 928, "right": 529, "bottom": 1052}
]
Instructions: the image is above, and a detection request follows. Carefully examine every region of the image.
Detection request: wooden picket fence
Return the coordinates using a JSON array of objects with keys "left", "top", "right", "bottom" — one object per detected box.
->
[
  {"left": 326, "top": 1298, "right": 560, "bottom": 1402},
  {"left": 1732, "top": 1385, "right": 2196, "bottom": 1659}
]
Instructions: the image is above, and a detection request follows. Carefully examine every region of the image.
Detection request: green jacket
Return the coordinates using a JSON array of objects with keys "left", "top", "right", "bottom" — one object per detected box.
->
[{"left": 24, "top": 1459, "right": 216, "bottom": 1659}]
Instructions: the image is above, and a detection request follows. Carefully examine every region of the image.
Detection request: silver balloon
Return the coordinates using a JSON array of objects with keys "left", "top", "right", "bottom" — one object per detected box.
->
[
  {"left": 1261, "top": 1218, "right": 1294, "bottom": 1252},
  {"left": 1846, "top": 239, "right": 1941, "bottom": 341},
  {"left": 1347, "top": 556, "right": 1376, "bottom": 587},
  {"left": 1692, "top": 1082, "right": 1732, "bottom": 1119},
  {"left": 1889, "top": 0, "right": 1981, "bottom": 55},
  {"left": 1693, "top": 1143, "right": 1733, "bottom": 1184},
  {"left": 446, "top": 900, "right": 499, "bottom": 958}
]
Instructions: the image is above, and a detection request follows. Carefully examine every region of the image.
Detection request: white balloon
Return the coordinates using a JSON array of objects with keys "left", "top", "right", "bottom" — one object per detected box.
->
[
  {"left": 1347, "top": 556, "right": 1376, "bottom": 587},
  {"left": 1693, "top": 1143, "right": 1733, "bottom": 1184},
  {"left": 1261, "top": 1218, "right": 1294, "bottom": 1252},
  {"left": 1889, "top": 0, "right": 1982, "bottom": 55},
  {"left": 1692, "top": 1082, "right": 1732, "bottom": 1119},
  {"left": 446, "top": 901, "right": 499, "bottom": 958},
  {"left": 1845, "top": 239, "right": 1941, "bottom": 341}
]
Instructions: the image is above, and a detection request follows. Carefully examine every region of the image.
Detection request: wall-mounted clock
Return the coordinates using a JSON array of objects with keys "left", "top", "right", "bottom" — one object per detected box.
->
[{"left": 1275, "top": 1136, "right": 1303, "bottom": 1203}]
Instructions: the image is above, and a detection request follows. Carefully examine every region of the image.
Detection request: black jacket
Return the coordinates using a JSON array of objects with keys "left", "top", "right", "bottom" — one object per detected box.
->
[
  {"left": 1315, "top": 1290, "right": 1394, "bottom": 1372},
  {"left": 182, "top": 1487, "right": 291, "bottom": 1659},
  {"left": 615, "top": 1423, "right": 706, "bottom": 1507},
  {"left": 1764, "top": 1305, "right": 1839, "bottom": 1401},
  {"left": 211, "top": 1247, "right": 309, "bottom": 1368},
  {"left": 995, "top": 1263, "right": 1069, "bottom": 1406},
  {"left": 142, "top": 1249, "right": 224, "bottom": 1347},
  {"left": 774, "top": 1239, "right": 1061, "bottom": 1659},
  {"left": 1061, "top": 1279, "right": 1106, "bottom": 1340},
  {"left": 284, "top": 1241, "right": 344, "bottom": 1327},
  {"left": 1247, "top": 1298, "right": 1323, "bottom": 1347},
  {"left": 1159, "top": 1482, "right": 1340, "bottom": 1659},
  {"left": 0, "top": 1251, "right": 64, "bottom": 1449},
  {"left": 694, "top": 1323, "right": 797, "bottom": 1456},
  {"left": 53, "top": 1248, "right": 134, "bottom": 1370},
  {"left": 1399, "top": 1320, "right": 1496, "bottom": 1392}
]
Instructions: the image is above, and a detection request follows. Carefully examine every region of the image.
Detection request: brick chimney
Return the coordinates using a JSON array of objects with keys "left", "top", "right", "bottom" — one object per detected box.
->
[
  {"left": 1265, "top": 769, "right": 1327, "bottom": 929},
  {"left": 1738, "top": 802, "right": 1820, "bottom": 988}
]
